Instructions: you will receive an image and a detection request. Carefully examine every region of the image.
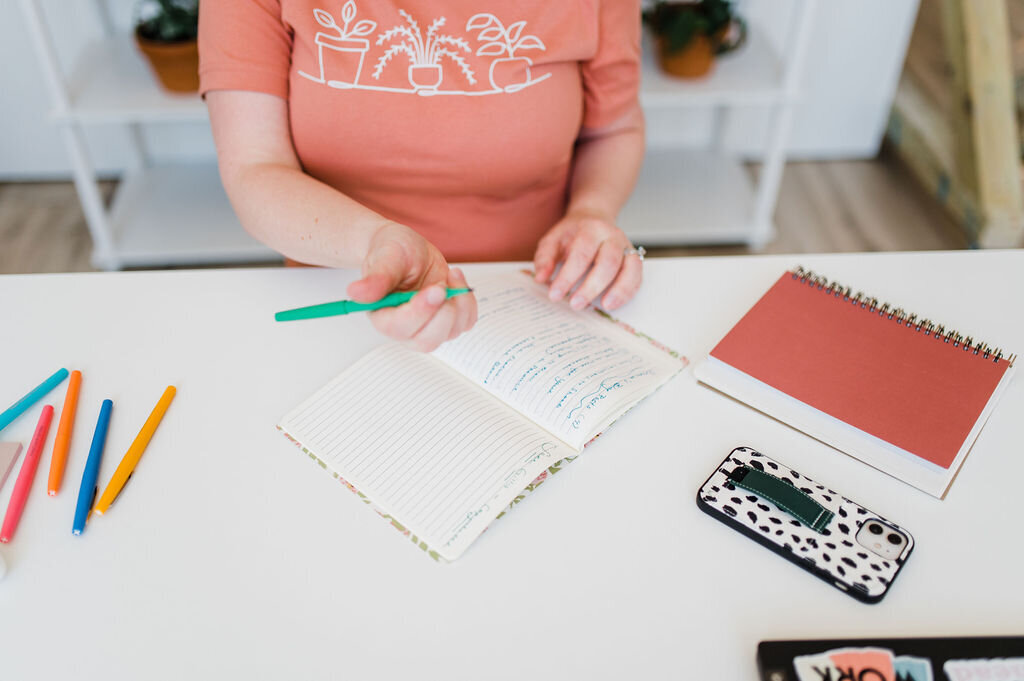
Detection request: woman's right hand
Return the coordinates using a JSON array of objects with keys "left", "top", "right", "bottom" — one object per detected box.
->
[{"left": 346, "top": 223, "right": 477, "bottom": 352}]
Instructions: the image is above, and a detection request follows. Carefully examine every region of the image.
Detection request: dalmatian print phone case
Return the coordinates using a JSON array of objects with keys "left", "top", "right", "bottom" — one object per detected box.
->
[{"left": 697, "top": 446, "right": 914, "bottom": 604}]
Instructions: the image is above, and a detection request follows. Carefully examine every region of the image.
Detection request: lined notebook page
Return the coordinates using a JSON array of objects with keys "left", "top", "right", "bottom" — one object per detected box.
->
[
  {"left": 279, "top": 344, "right": 574, "bottom": 561},
  {"left": 434, "top": 273, "right": 684, "bottom": 449}
]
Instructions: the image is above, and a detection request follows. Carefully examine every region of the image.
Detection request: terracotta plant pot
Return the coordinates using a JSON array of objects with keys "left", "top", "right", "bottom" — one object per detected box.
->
[
  {"left": 135, "top": 29, "right": 199, "bottom": 93},
  {"left": 657, "top": 34, "right": 715, "bottom": 79}
]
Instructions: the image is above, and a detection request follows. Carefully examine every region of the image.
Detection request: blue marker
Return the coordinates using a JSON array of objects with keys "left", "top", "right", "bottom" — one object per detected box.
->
[
  {"left": 0, "top": 368, "right": 69, "bottom": 433},
  {"left": 73, "top": 399, "right": 112, "bottom": 536}
]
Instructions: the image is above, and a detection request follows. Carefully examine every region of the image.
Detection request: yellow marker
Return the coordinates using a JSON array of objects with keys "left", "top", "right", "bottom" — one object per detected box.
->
[{"left": 93, "top": 385, "right": 176, "bottom": 515}]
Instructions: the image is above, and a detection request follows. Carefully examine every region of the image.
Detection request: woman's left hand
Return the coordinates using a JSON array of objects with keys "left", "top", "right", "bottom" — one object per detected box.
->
[{"left": 533, "top": 209, "right": 643, "bottom": 312}]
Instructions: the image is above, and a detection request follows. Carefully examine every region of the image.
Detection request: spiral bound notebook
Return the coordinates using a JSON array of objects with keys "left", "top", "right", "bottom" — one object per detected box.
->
[{"left": 694, "top": 267, "right": 1016, "bottom": 498}]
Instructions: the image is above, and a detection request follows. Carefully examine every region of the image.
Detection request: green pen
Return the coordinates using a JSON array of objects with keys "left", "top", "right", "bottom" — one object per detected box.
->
[{"left": 274, "top": 288, "right": 473, "bottom": 322}]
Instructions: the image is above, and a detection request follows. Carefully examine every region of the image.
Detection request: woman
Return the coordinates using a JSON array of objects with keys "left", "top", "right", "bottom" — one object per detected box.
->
[{"left": 200, "top": 0, "right": 645, "bottom": 350}]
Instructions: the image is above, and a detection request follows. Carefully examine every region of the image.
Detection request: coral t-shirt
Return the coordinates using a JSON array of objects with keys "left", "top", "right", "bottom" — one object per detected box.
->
[{"left": 199, "top": 0, "right": 641, "bottom": 262}]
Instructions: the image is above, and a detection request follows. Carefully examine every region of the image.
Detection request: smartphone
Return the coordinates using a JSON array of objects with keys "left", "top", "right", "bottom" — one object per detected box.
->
[{"left": 696, "top": 446, "right": 914, "bottom": 604}]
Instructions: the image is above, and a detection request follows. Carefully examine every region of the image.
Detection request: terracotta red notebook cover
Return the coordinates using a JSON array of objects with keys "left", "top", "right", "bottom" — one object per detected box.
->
[{"left": 695, "top": 268, "right": 1016, "bottom": 497}]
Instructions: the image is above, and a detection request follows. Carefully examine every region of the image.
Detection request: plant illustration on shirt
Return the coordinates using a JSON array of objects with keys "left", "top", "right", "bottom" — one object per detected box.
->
[
  {"left": 297, "top": 1, "right": 377, "bottom": 86},
  {"left": 373, "top": 10, "right": 475, "bottom": 91},
  {"left": 297, "top": 2, "right": 552, "bottom": 96},
  {"left": 465, "top": 13, "right": 546, "bottom": 92}
]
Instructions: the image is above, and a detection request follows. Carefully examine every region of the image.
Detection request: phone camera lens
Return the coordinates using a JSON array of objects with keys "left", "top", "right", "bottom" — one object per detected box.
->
[
  {"left": 868, "top": 523, "right": 883, "bottom": 535},
  {"left": 887, "top": 532, "right": 903, "bottom": 545}
]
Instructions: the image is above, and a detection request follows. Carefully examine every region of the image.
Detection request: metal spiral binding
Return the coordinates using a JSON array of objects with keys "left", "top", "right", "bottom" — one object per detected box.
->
[{"left": 791, "top": 266, "right": 1016, "bottom": 366}]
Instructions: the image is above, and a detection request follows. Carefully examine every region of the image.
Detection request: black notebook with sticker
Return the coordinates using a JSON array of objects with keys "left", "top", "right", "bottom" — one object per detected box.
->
[{"left": 757, "top": 636, "right": 1024, "bottom": 681}]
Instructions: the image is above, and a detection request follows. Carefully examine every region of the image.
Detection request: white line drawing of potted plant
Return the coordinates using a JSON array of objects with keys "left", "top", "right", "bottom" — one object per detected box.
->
[
  {"left": 466, "top": 14, "right": 546, "bottom": 93},
  {"left": 297, "top": 2, "right": 376, "bottom": 87},
  {"left": 373, "top": 10, "right": 476, "bottom": 93}
]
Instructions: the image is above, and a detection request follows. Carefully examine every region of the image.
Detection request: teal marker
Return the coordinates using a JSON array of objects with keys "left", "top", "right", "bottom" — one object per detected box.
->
[
  {"left": 274, "top": 288, "right": 473, "bottom": 322},
  {"left": 0, "top": 368, "right": 69, "bottom": 433}
]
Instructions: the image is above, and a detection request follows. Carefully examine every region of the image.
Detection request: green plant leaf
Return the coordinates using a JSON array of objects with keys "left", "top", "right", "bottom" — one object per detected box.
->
[
  {"left": 138, "top": 0, "right": 198, "bottom": 42},
  {"left": 644, "top": 0, "right": 740, "bottom": 54}
]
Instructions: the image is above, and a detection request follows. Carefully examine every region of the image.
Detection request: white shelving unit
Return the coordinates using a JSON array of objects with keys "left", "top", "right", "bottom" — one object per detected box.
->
[
  {"left": 20, "top": 0, "right": 278, "bottom": 270},
  {"left": 620, "top": 1, "right": 814, "bottom": 248},
  {"left": 60, "top": 34, "right": 209, "bottom": 124}
]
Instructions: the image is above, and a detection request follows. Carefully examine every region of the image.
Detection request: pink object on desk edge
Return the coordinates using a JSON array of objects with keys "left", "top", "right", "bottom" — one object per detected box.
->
[{"left": 0, "top": 442, "right": 23, "bottom": 489}]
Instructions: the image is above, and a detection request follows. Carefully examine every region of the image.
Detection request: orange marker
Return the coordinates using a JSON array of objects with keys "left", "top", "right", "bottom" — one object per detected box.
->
[{"left": 48, "top": 369, "right": 81, "bottom": 495}]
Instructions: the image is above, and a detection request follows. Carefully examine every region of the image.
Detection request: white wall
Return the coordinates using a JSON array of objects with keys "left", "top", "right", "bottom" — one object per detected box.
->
[
  {"left": 762, "top": 0, "right": 919, "bottom": 158},
  {"left": 1, "top": 0, "right": 213, "bottom": 179},
  {"left": 0, "top": 0, "right": 918, "bottom": 179},
  {"left": 644, "top": 0, "right": 920, "bottom": 158}
]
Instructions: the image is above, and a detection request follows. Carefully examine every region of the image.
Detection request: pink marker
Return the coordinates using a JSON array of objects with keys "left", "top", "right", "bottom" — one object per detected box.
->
[{"left": 0, "top": 406, "right": 54, "bottom": 543}]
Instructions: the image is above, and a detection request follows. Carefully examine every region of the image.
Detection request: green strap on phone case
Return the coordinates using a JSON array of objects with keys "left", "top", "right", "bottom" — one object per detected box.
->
[{"left": 728, "top": 465, "right": 834, "bottom": 533}]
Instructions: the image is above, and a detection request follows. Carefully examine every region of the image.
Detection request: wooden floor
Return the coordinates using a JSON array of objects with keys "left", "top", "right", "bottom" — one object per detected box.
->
[{"left": 0, "top": 152, "right": 967, "bottom": 275}]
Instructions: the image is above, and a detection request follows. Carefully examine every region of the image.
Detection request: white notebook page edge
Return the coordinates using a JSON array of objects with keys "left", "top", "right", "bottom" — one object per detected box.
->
[{"left": 694, "top": 356, "right": 1016, "bottom": 498}]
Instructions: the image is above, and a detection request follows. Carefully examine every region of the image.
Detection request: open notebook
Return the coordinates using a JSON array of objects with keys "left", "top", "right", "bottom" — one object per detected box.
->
[{"left": 278, "top": 271, "right": 686, "bottom": 561}]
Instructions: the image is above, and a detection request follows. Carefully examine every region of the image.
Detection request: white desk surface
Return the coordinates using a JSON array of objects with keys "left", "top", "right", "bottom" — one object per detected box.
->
[{"left": 1, "top": 251, "right": 1021, "bottom": 680}]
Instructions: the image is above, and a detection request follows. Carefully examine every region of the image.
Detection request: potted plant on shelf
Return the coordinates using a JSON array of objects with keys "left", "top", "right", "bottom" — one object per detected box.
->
[
  {"left": 135, "top": 0, "right": 200, "bottom": 93},
  {"left": 642, "top": 0, "right": 746, "bottom": 79}
]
